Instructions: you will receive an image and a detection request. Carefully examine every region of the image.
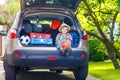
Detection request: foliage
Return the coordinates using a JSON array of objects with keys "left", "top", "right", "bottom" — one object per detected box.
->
[
  {"left": 76, "top": 0, "right": 120, "bottom": 69},
  {"left": 0, "top": 16, "right": 5, "bottom": 24},
  {"left": 91, "top": 53, "right": 104, "bottom": 61},
  {"left": 115, "top": 0, "right": 120, "bottom": 12},
  {"left": 114, "top": 40, "right": 120, "bottom": 52},
  {"left": 1, "top": 0, "right": 20, "bottom": 26},
  {"left": 89, "top": 61, "right": 120, "bottom": 80},
  {"left": 3, "top": 1, "right": 20, "bottom": 16},
  {"left": 76, "top": 0, "right": 120, "bottom": 31},
  {"left": 89, "top": 39, "right": 106, "bottom": 61}
]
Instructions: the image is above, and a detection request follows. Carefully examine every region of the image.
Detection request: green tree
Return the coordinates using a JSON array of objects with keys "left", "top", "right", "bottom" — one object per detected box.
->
[
  {"left": 76, "top": 0, "right": 120, "bottom": 69},
  {"left": 2, "top": 0, "right": 20, "bottom": 25},
  {"left": 0, "top": 16, "right": 5, "bottom": 24}
]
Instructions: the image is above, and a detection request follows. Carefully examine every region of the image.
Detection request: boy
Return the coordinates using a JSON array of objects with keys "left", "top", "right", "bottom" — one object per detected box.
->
[{"left": 55, "top": 23, "right": 72, "bottom": 56}]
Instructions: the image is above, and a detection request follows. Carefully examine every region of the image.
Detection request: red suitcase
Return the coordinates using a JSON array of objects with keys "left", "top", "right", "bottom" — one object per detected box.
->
[{"left": 30, "top": 32, "right": 51, "bottom": 38}]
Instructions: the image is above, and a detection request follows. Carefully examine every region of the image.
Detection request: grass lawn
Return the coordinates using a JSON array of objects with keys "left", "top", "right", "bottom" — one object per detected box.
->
[{"left": 89, "top": 61, "right": 120, "bottom": 80}]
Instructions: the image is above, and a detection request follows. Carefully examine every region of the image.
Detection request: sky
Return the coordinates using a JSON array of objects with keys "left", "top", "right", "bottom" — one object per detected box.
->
[{"left": 0, "top": 0, "right": 5, "bottom": 5}]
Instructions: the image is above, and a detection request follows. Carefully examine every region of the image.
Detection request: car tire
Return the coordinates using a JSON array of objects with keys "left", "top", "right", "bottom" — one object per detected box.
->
[
  {"left": 4, "top": 60, "right": 16, "bottom": 80},
  {"left": 56, "top": 69, "right": 63, "bottom": 73},
  {"left": 73, "top": 66, "right": 88, "bottom": 80}
]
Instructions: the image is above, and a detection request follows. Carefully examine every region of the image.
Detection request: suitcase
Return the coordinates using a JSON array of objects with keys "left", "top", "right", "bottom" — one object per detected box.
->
[
  {"left": 30, "top": 32, "right": 51, "bottom": 38},
  {"left": 70, "top": 32, "right": 79, "bottom": 47},
  {"left": 30, "top": 38, "right": 53, "bottom": 45}
]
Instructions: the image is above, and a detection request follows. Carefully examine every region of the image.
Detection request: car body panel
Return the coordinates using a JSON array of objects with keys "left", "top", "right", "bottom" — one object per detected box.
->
[{"left": 6, "top": 49, "right": 88, "bottom": 69}]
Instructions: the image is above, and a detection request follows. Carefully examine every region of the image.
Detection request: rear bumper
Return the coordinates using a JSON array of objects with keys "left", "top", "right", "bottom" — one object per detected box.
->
[{"left": 5, "top": 49, "right": 89, "bottom": 69}]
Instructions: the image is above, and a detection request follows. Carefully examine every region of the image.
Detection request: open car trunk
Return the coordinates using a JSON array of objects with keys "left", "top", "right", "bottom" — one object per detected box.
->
[{"left": 19, "top": 13, "right": 80, "bottom": 47}]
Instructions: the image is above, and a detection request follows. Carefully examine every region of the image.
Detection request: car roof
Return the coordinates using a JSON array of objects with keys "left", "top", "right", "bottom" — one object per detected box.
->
[{"left": 20, "top": 0, "right": 82, "bottom": 12}]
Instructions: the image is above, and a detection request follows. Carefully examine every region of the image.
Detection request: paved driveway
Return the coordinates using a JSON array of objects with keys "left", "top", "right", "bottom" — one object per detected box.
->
[{"left": 0, "top": 61, "right": 99, "bottom": 80}]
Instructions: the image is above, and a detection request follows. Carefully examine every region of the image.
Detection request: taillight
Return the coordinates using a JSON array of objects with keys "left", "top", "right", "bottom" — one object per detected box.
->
[
  {"left": 80, "top": 52, "right": 85, "bottom": 58},
  {"left": 15, "top": 52, "right": 21, "bottom": 57},
  {"left": 10, "top": 29, "right": 17, "bottom": 38},
  {"left": 82, "top": 31, "right": 88, "bottom": 40}
]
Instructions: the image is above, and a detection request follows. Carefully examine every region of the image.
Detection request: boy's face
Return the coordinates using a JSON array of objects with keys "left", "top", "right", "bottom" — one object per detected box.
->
[{"left": 61, "top": 26, "right": 68, "bottom": 34}]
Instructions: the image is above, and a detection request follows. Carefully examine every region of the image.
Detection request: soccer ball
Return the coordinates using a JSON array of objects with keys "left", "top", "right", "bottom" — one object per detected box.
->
[{"left": 20, "top": 35, "right": 30, "bottom": 45}]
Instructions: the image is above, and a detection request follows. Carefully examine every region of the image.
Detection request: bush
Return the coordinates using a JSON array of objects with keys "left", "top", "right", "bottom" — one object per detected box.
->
[
  {"left": 91, "top": 53, "right": 104, "bottom": 61},
  {"left": 89, "top": 39, "right": 106, "bottom": 61},
  {"left": 0, "top": 16, "right": 5, "bottom": 24}
]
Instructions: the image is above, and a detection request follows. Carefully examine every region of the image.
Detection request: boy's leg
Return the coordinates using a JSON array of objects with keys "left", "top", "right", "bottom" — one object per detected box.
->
[{"left": 61, "top": 47, "right": 72, "bottom": 56}]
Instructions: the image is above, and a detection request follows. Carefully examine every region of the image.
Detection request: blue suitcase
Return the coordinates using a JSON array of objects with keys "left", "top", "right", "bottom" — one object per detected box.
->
[
  {"left": 30, "top": 38, "right": 53, "bottom": 45},
  {"left": 70, "top": 32, "right": 79, "bottom": 47}
]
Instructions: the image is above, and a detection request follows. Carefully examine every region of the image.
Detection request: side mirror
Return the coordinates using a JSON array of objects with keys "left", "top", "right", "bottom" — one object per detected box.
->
[
  {"left": 0, "top": 30, "right": 7, "bottom": 36},
  {"left": 0, "top": 25, "right": 8, "bottom": 36}
]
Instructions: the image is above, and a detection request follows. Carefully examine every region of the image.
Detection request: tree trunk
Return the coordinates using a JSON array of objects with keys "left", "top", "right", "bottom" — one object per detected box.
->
[
  {"left": 113, "top": 48, "right": 120, "bottom": 62},
  {"left": 105, "top": 42, "right": 120, "bottom": 69},
  {"left": 112, "top": 45, "right": 120, "bottom": 60}
]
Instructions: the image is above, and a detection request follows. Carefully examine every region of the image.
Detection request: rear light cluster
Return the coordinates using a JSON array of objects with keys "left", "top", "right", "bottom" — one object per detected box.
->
[
  {"left": 15, "top": 52, "right": 21, "bottom": 57},
  {"left": 9, "top": 28, "right": 17, "bottom": 38},
  {"left": 82, "top": 31, "right": 88, "bottom": 40},
  {"left": 80, "top": 52, "right": 85, "bottom": 58}
]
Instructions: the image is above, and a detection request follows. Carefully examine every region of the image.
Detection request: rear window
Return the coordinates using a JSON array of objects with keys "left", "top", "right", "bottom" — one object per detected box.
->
[{"left": 24, "top": 0, "right": 78, "bottom": 10}]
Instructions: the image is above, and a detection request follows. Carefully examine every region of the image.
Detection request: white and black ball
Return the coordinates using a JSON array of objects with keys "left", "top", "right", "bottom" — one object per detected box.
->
[{"left": 20, "top": 35, "right": 30, "bottom": 45}]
